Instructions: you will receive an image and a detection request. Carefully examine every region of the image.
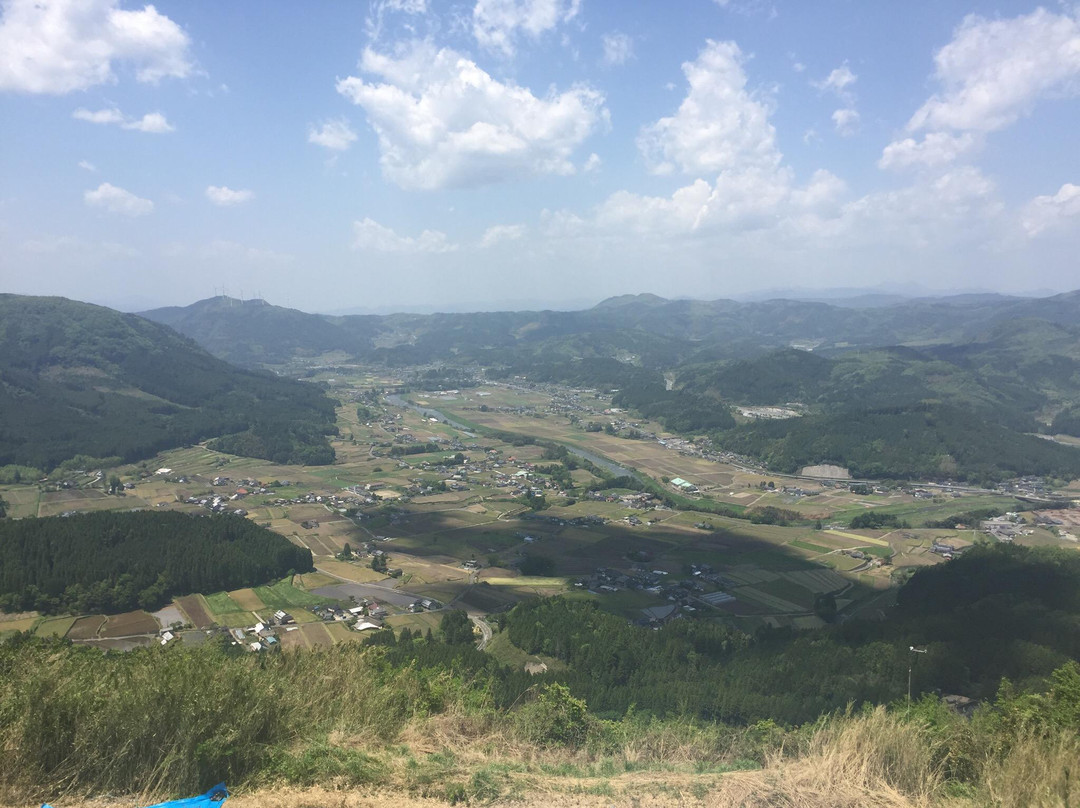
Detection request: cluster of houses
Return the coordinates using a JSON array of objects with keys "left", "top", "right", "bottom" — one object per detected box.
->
[
  {"left": 981, "top": 513, "right": 1031, "bottom": 541},
  {"left": 227, "top": 610, "right": 295, "bottom": 652}
]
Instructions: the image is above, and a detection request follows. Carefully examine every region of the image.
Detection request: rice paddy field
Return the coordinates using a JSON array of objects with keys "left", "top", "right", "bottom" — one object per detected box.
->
[{"left": 4, "top": 373, "right": 1077, "bottom": 649}]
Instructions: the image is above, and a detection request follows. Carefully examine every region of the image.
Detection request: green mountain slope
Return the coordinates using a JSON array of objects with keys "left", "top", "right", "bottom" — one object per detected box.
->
[{"left": 0, "top": 295, "right": 338, "bottom": 470}]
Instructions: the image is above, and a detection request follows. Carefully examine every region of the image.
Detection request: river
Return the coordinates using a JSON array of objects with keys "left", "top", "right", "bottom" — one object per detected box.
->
[{"left": 384, "top": 393, "right": 637, "bottom": 479}]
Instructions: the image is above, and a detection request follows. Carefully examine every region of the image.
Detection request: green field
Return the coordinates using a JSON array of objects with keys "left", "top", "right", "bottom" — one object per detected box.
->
[{"left": 252, "top": 579, "right": 338, "bottom": 610}]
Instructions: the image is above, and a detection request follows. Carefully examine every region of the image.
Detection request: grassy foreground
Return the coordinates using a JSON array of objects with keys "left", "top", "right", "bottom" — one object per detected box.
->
[{"left": 2, "top": 636, "right": 1078, "bottom": 808}]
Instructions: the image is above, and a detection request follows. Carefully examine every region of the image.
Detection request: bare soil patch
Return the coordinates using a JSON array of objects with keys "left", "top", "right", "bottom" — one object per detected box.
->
[
  {"left": 66, "top": 615, "right": 107, "bottom": 640},
  {"left": 100, "top": 611, "right": 159, "bottom": 637},
  {"left": 176, "top": 594, "right": 214, "bottom": 629}
]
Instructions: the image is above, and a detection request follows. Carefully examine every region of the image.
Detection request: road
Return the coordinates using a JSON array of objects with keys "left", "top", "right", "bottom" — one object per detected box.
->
[
  {"left": 314, "top": 565, "right": 432, "bottom": 608},
  {"left": 470, "top": 615, "right": 492, "bottom": 650}
]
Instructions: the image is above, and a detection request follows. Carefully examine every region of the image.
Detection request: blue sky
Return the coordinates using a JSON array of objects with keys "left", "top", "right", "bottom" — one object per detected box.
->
[{"left": 2, "top": 0, "right": 1080, "bottom": 313}]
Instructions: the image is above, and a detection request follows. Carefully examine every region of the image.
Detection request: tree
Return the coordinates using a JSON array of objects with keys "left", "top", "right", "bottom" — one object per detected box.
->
[
  {"left": 371, "top": 553, "right": 388, "bottom": 574},
  {"left": 439, "top": 610, "right": 475, "bottom": 645},
  {"left": 0, "top": 497, "right": 6, "bottom": 519},
  {"left": 108, "top": 475, "right": 122, "bottom": 494},
  {"left": 814, "top": 592, "right": 838, "bottom": 623}
]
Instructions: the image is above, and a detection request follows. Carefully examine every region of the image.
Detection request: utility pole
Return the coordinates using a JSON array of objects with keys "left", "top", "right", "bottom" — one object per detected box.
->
[{"left": 908, "top": 645, "right": 927, "bottom": 703}]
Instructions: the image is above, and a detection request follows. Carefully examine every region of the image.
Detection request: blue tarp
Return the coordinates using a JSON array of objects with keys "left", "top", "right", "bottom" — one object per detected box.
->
[{"left": 43, "top": 782, "right": 227, "bottom": 808}]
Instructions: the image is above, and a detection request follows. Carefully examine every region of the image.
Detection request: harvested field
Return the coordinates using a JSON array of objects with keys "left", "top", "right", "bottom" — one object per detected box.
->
[
  {"left": 66, "top": 615, "right": 107, "bottom": 640},
  {"left": 176, "top": 594, "right": 214, "bottom": 629},
  {"left": 299, "top": 622, "right": 334, "bottom": 648},
  {"left": 0, "top": 616, "right": 38, "bottom": 633},
  {"left": 278, "top": 626, "right": 308, "bottom": 650},
  {"left": 101, "top": 610, "right": 159, "bottom": 637},
  {"left": 228, "top": 589, "right": 266, "bottom": 612},
  {"left": 293, "top": 572, "right": 338, "bottom": 589}
]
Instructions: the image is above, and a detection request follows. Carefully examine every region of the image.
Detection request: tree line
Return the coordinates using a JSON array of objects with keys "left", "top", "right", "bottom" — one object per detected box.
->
[{"left": 0, "top": 511, "right": 313, "bottom": 614}]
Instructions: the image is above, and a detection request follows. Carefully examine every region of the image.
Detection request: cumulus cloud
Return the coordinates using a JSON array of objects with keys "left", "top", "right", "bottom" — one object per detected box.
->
[
  {"left": 878, "top": 132, "right": 978, "bottom": 171},
  {"left": 479, "top": 223, "right": 526, "bottom": 248},
  {"left": 336, "top": 40, "right": 607, "bottom": 190},
  {"left": 352, "top": 217, "right": 457, "bottom": 253},
  {"left": 814, "top": 63, "right": 857, "bottom": 99},
  {"left": 1022, "top": 183, "right": 1080, "bottom": 236},
  {"left": 84, "top": 182, "right": 153, "bottom": 216},
  {"left": 601, "top": 32, "right": 634, "bottom": 66},
  {"left": 205, "top": 186, "right": 254, "bottom": 206},
  {"left": 125, "top": 111, "right": 173, "bottom": 132},
  {"left": 583, "top": 152, "right": 601, "bottom": 172},
  {"left": 73, "top": 107, "right": 174, "bottom": 132},
  {"left": 0, "top": 0, "right": 193, "bottom": 94},
  {"left": 78, "top": 160, "right": 97, "bottom": 171},
  {"left": 832, "top": 108, "right": 859, "bottom": 136},
  {"left": 472, "top": 0, "right": 580, "bottom": 56},
  {"left": 907, "top": 8, "right": 1080, "bottom": 134},
  {"left": 308, "top": 119, "right": 358, "bottom": 151},
  {"left": 637, "top": 40, "right": 778, "bottom": 176}
]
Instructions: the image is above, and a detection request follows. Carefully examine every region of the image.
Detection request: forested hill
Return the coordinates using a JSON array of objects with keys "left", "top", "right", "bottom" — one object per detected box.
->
[
  {"left": 141, "top": 290, "right": 1080, "bottom": 369},
  {"left": 0, "top": 295, "right": 338, "bottom": 471}
]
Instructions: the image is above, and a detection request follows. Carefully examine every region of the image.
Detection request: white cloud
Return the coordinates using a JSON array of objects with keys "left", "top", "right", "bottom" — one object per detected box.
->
[
  {"left": 74, "top": 107, "right": 174, "bottom": 132},
  {"left": 832, "top": 108, "right": 859, "bottom": 136},
  {"left": 352, "top": 217, "right": 457, "bottom": 253},
  {"left": 78, "top": 159, "right": 97, "bottom": 171},
  {"left": 365, "top": 0, "right": 428, "bottom": 40},
  {"left": 908, "top": 8, "right": 1080, "bottom": 133},
  {"left": 123, "top": 111, "right": 173, "bottom": 132},
  {"left": 84, "top": 181, "right": 153, "bottom": 216},
  {"left": 1022, "top": 183, "right": 1080, "bottom": 236},
  {"left": 878, "top": 132, "right": 978, "bottom": 171},
  {"left": 479, "top": 223, "right": 526, "bottom": 248},
  {"left": 814, "top": 63, "right": 856, "bottom": 98},
  {"left": 336, "top": 40, "right": 607, "bottom": 190},
  {"left": 601, "top": 32, "right": 634, "bottom": 66},
  {"left": 472, "top": 0, "right": 580, "bottom": 56},
  {"left": 583, "top": 152, "right": 601, "bottom": 172},
  {"left": 308, "top": 119, "right": 358, "bottom": 152},
  {"left": 205, "top": 186, "right": 254, "bottom": 206},
  {"left": 73, "top": 107, "right": 125, "bottom": 124},
  {"left": 637, "top": 40, "right": 778, "bottom": 176},
  {"left": 0, "top": 0, "right": 193, "bottom": 94}
]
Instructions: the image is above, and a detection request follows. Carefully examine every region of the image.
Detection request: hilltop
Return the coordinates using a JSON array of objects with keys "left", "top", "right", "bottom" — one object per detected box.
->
[{"left": 0, "top": 295, "right": 338, "bottom": 471}]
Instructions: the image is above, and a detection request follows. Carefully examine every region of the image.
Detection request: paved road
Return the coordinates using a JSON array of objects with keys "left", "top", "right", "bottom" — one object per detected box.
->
[{"left": 470, "top": 615, "right": 492, "bottom": 650}]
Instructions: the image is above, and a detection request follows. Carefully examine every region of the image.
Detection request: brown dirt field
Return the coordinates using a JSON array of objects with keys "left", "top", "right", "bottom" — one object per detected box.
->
[
  {"left": 299, "top": 622, "right": 334, "bottom": 648},
  {"left": 100, "top": 611, "right": 159, "bottom": 637},
  {"left": 279, "top": 626, "right": 309, "bottom": 650},
  {"left": 66, "top": 615, "right": 107, "bottom": 640},
  {"left": 176, "top": 595, "right": 214, "bottom": 629},
  {"left": 228, "top": 589, "right": 266, "bottom": 612}
]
